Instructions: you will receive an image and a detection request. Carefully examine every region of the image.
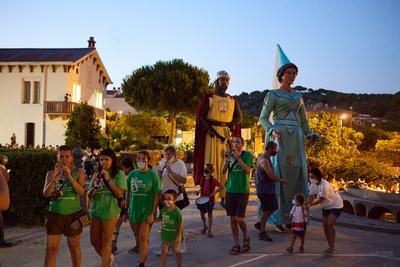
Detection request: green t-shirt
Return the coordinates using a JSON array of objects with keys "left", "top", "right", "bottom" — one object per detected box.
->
[
  {"left": 127, "top": 169, "right": 162, "bottom": 223},
  {"left": 89, "top": 170, "right": 127, "bottom": 220},
  {"left": 160, "top": 206, "right": 183, "bottom": 242},
  {"left": 226, "top": 150, "right": 254, "bottom": 194},
  {"left": 49, "top": 169, "right": 81, "bottom": 215}
]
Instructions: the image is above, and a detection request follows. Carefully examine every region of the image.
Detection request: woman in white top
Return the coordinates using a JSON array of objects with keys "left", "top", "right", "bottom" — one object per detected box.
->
[{"left": 307, "top": 168, "right": 343, "bottom": 255}]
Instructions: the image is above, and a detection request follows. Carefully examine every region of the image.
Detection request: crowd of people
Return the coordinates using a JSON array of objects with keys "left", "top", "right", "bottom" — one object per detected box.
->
[
  {"left": 0, "top": 64, "right": 345, "bottom": 266},
  {"left": 37, "top": 139, "right": 343, "bottom": 267}
]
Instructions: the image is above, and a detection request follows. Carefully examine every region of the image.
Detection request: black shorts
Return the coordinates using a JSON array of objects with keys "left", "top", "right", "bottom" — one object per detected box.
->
[
  {"left": 322, "top": 208, "right": 342, "bottom": 218},
  {"left": 293, "top": 230, "right": 306, "bottom": 238},
  {"left": 225, "top": 192, "right": 249, "bottom": 218},
  {"left": 46, "top": 212, "right": 83, "bottom": 237},
  {"left": 257, "top": 193, "right": 278, "bottom": 212}
]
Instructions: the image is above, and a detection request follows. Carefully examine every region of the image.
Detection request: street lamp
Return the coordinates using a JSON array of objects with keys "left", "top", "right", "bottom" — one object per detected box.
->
[
  {"left": 340, "top": 114, "right": 347, "bottom": 128},
  {"left": 350, "top": 107, "right": 353, "bottom": 128}
]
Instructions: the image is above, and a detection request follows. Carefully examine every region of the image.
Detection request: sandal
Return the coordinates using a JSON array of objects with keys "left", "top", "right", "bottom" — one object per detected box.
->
[
  {"left": 229, "top": 245, "right": 241, "bottom": 255},
  {"left": 207, "top": 232, "right": 213, "bottom": 238},
  {"left": 242, "top": 238, "right": 250, "bottom": 253}
]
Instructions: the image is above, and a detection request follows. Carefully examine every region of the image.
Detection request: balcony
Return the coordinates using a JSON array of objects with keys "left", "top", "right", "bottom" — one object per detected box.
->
[{"left": 44, "top": 101, "right": 105, "bottom": 118}]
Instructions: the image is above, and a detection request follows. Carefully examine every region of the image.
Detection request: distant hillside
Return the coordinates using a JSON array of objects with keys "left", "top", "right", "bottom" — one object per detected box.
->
[{"left": 236, "top": 87, "right": 400, "bottom": 128}]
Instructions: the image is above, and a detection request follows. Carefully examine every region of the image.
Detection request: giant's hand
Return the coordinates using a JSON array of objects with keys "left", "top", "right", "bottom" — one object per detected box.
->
[{"left": 272, "top": 130, "right": 281, "bottom": 140}]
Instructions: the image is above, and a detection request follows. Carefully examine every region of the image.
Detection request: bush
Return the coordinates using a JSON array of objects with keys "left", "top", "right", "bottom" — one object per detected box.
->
[{"left": 1, "top": 149, "right": 56, "bottom": 225}]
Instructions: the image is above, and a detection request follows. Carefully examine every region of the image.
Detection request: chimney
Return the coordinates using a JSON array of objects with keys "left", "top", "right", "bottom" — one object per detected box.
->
[{"left": 88, "top": 37, "right": 96, "bottom": 48}]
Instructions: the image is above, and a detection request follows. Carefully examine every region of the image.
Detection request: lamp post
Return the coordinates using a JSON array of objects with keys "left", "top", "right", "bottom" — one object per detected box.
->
[
  {"left": 340, "top": 114, "right": 347, "bottom": 128},
  {"left": 350, "top": 106, "right": 353, "bottom": 128}
]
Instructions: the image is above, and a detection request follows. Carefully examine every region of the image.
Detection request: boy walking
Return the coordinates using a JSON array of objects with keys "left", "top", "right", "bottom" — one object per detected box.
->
[{"left": 157, "top": 189, "right": 183, "bottom": 267}]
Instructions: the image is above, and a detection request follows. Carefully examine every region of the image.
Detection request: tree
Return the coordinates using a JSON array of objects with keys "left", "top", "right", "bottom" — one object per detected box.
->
[
  {"left": 65, "top": 101, "right": 102, "bottom": 148},
  {"left": 307, "top": 112, "right": 363, "bottom": 171},
  {"left": 103, "top": 112, "right": 169, "bottom": 150},
  {"left": 122, "top": 59, "right": 212, "bottom": 143},
  {"left": 176, "top": 114, "right": 196, "bottom": 131}
]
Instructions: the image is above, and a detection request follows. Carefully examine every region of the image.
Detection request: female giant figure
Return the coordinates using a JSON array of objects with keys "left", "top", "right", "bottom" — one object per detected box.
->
[{"left": 259, "top": 63, "right": 319, "bottom": 231}]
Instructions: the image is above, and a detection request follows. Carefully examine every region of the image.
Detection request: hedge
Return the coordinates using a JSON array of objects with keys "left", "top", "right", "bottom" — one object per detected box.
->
[{"left": 1, "top": 149, "right": 56, "bottom": 225}]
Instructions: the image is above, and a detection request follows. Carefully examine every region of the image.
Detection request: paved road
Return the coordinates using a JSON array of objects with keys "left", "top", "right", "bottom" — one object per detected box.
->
[{"left": 1, "top": 201, "right": 399, "bottom": 267}]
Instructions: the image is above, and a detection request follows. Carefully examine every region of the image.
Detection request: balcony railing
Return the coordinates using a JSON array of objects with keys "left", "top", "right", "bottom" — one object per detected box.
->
[{"left": 44, "top": 101, "right": 105, "bottom": 118}]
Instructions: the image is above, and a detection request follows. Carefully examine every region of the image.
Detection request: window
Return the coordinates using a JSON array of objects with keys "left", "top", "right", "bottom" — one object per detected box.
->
[
  {"left": 22, "top": 80, "right": 40, "bottom": 104},
  {"left": 96, "top": 91, "right": 102, "bottom": 108},
  {"left": 22, "top": 81, "right": 30, "bottom": 103},
  {"left": 72, "top": 84, "right": 81, "bottom": 102},
  {"left": 33, "top": 81, "right": 40, "bottom": 103}
]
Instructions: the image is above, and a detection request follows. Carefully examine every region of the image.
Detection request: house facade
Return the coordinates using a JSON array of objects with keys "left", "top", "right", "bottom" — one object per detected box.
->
[{"left": 0, "top": 37, "right": 111, "bottom": 147}]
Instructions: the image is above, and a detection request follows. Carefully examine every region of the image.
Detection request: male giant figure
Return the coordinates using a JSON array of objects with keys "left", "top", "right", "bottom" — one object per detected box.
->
[{"left": 194, "top": 70, "right": 242, "bottom": 204}]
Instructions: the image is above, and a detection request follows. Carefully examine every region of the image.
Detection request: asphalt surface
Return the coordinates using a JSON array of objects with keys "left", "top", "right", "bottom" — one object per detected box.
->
[{"left": 1, "top": 199, "right": 400, "bottom": 267}]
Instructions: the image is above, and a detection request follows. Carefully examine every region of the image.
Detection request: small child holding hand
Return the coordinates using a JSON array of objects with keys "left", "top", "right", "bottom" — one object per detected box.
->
[{"left": 287, "top": 193, "right": 307, "bottom": 253}]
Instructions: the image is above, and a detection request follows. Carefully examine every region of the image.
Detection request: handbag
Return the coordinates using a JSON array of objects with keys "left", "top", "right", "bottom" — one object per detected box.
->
[
  {"left": 70, "top": 190, "right": 91, "bottom": 228},
  {"left": 167, "top": 174, "right": 190, "bottom": 209}
]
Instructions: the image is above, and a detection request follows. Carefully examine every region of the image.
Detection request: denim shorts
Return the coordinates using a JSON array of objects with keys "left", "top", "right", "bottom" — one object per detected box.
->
[{"left": 322, "top": 208, "right": 342, "bottom": 218}]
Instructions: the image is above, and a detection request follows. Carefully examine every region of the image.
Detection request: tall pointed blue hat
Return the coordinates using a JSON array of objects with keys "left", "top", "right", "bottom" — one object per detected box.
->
[
  {"left": 277, "top": 44, "right": 291, "bottom": 68},
  {"left": 272, "top": 44, "right": 298, "bottom": 85}
]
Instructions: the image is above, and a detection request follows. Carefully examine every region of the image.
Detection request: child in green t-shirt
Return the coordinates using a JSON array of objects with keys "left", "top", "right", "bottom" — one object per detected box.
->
[{"left": 156, "top": 189, "right": 183, "bottom": 267}]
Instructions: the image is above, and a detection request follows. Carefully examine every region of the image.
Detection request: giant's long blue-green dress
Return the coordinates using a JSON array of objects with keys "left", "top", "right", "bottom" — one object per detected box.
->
[{"left": 259, "top": 90, "right": 315, "bottom": 225}]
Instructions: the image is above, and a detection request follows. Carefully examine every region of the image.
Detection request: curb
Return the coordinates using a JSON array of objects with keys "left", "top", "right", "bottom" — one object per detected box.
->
[{"left": 310, "top": 214, "right": 400, "bottom": 235}]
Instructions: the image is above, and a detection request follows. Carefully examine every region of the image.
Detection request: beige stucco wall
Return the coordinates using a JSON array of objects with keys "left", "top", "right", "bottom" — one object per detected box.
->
[
  {"left": 0, "top": 65, "right": 45, "bottom": 146},
  {"left": 45, "top": 115, "right": 67, "bottom": 146},
  {"left": 0, "top": 51, "right": 109, "bottom": 147},
  {"left": 67, "top": 52, "right": 107, "bottom": 109}
]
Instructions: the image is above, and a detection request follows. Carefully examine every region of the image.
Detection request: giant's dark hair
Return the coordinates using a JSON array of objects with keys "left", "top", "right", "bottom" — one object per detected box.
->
[{"left": 277, "top": 63, "right": 298, "bottom": 83}]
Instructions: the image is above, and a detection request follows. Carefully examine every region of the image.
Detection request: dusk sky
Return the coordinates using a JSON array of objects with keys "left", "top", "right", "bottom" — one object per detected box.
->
[{"left": 2, "top": 0, "right": 399, "bottom": 95}]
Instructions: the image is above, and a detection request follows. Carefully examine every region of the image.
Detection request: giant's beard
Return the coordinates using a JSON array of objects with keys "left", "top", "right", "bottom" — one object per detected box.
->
[{"left": 215, "top": 83, "right": 228, "bottom": 95}]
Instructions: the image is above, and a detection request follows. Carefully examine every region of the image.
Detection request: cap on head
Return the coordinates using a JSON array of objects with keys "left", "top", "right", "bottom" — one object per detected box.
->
[{"left": 216, "top": 70, "right": 230, "bottom": 80}]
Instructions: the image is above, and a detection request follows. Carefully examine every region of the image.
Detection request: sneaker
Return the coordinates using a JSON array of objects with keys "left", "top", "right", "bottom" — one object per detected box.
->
[
  {"left": 323, "top": 247, "right": 335, "bottom": 255},
  {"left": 254, "top": 222, "right": 261, "bottom": 232},
  {"left": 155, "top": 247, "right": 173, "bottom": 256},
  {"left": 274, "top": 224, "right": 285, "bottom": 233},
  {"left": 181, "top": 238, "right": 187, "bottom": 254},
  {"left": 0, "top": 241, "right": 13, "bottom": 248},
  {"left": 286, "top": 247, "right": 293, "bottom": 253},
  {"left": 258, "top": 232, "right": 273, "bottom": 242}
]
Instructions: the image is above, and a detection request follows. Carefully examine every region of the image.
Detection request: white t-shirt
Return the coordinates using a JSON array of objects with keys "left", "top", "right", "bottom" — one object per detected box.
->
[
  {"left": 317, "top": 179, "right": 343, "bottom": 209},
  {"left": 309, "top": 182, "right": 318, "bottom": 195},
  {"left": 157, "top": 158, "right": 187, "bottom": 201},
  {"left": 290, "top": 205, "right": 307, "bottom": 223}
]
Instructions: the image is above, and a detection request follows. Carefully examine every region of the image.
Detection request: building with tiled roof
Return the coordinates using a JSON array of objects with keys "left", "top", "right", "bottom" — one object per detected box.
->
[{"left": 0, "top": 37, "right": 111, "bottom": 147}]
